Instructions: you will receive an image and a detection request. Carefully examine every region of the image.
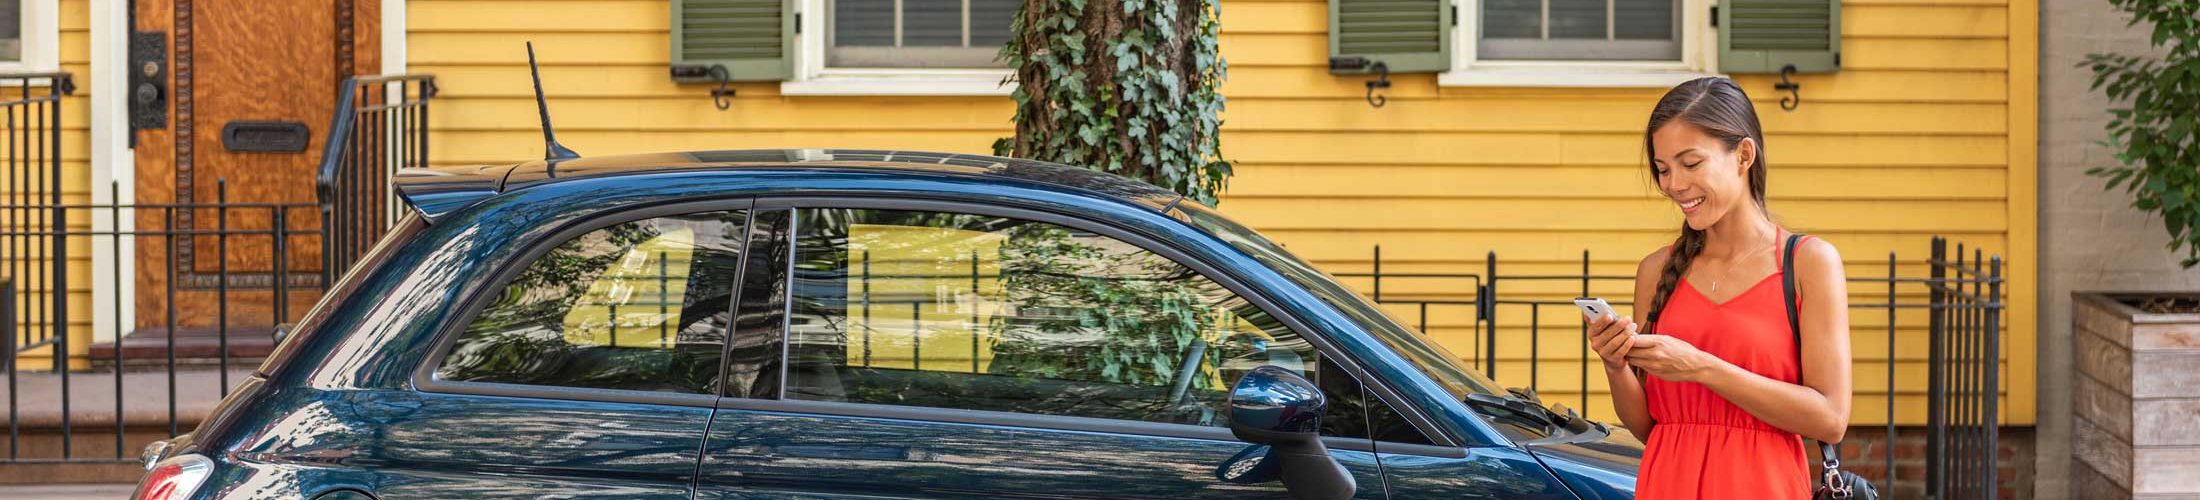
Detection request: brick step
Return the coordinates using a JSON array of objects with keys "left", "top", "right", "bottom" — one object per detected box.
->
[
  {"left": 87, "top": 327, "right": 278, "bottom": 367},
  {"left": 0, "top": 426, "right": 175, "bottom": 484}
]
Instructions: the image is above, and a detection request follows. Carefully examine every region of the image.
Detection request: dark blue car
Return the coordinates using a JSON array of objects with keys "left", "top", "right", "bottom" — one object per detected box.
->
[{"left": 132, "top": 150, "right": 1641, "bottom": 500}]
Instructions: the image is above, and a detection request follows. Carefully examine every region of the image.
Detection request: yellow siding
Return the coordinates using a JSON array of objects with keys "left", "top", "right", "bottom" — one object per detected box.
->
[
  {"left": 409, "top": 0, "right": 2037, "bottom": 425},
  {"left": 2, "top": 0, "right": 94, "bottom": 371}
]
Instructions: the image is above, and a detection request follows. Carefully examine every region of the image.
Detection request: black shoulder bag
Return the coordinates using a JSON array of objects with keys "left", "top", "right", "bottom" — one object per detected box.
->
[{"left": 1781, "top": 233, "right": 1879, "bottom": 500}]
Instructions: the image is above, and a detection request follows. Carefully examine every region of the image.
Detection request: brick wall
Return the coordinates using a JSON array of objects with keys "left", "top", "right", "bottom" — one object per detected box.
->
[{"left": 1817, "top": 426, "right": 2036, "bottom": 499}]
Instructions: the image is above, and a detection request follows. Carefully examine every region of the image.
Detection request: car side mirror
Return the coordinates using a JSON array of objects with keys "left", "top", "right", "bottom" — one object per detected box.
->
[{"left": 1223, "top": 365, "right": 1355, "bottom": 500}]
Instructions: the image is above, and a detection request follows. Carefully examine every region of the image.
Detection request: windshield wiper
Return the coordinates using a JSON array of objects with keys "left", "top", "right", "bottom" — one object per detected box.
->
[
  {"left": 1465, "top": 392, "right": 1557, "bottom": 428},
  {"left": 1467, "top": 387, "right": 1596, "bottom": 433}
]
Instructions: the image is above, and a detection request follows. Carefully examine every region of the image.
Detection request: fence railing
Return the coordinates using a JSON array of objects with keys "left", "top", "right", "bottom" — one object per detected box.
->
[
  {"left": 0, "top": 72, "right": 74, "bottom": 368},
  {"left": 318, "top": 74, "right": 435, "bottom": 279},
  {"left": 1345, "top": 236, "right": 2003, "bottom": 499},
  {"left": 3, "top": 180, "right": 320, "bottom": 463}
]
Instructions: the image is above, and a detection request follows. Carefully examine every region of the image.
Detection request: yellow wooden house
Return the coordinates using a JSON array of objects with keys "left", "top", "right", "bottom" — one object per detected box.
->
[
  {"left": 7, "top": 0, "right": 2033, "bottom": 457},
  {"left": 398, "top": 0, "right": 2036, "bottom": 430}
]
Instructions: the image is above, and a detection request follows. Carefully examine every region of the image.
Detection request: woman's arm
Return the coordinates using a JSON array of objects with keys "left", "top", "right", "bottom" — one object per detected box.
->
[
  {"left": 1627, "top": 239, "right": 1854, "bottom": 443},
  {"left": 1595, "top": 249, "right": 1667, "bottom": 441}
]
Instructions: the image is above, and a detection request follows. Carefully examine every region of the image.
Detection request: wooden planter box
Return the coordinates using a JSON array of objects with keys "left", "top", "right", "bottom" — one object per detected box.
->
[{"left": 2072, "top": 293, "right": 2200, "bottom": 497}]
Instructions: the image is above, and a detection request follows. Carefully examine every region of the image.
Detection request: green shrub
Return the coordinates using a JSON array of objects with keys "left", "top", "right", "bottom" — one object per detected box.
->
[{"left": 2085, "top": 0, "right": 2200, "bottom": 265}]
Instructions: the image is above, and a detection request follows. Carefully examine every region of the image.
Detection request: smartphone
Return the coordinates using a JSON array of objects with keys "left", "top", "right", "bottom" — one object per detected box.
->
[{"left": 1573, "top": 297, "right": 1616, "bottom": 320}]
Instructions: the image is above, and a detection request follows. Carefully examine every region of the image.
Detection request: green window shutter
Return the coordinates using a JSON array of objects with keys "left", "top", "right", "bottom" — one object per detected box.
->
[
  {"left": 1718, "top": 0, "right": 1840, "bottom": 73},
  {"left": 673, "top": 0, "right": 794, "bottom": 81},
  {"left": 1329, "top": 0, "right": 1452, "bottom": 74}
]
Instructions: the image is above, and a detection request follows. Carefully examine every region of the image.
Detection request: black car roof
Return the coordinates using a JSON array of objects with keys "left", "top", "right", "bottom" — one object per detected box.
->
[{"left": 393, "top": 149, "right": 1187, "bottom": 222}]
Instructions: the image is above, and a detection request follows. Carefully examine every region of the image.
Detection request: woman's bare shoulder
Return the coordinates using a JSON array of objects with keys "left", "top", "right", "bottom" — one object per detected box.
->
[
  {"left": 1637, "top": 245, "right": 1673, "bottom": 280},
  {"left": 1793, "top": 236, "right": 1844, "bottom": 274}
]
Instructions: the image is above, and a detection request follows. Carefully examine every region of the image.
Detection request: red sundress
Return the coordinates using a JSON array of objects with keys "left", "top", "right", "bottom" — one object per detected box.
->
[{"left": 1635, "top": 237, "right": 1811, "bottom": 499}]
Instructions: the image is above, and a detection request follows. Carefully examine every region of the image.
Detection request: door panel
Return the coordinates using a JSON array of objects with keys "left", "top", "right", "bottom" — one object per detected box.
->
[
  {"left": 362, "top": 391, "right": 712, "bottom": 500},
  {"left": 696, "top": 407, "right": 1386, "bottom": 499},
  {"left": 1377, "top": 446, "right": 1577, "bottom": 498}
]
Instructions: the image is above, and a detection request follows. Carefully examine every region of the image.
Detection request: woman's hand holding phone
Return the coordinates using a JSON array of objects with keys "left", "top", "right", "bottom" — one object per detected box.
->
[{"left": 1580, "top": 299, "right": 1640, "bottom": 372}]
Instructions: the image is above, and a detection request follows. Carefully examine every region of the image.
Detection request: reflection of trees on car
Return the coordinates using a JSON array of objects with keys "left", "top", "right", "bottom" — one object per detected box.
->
[
  {"left": 440, "top": 223, "right": 661, "bottom": 385},
  {"left": 985, "top": 223, "right": 1258, "bottom": 405},
  {"left": 439, "top": 215, "right": 738, "bottom": 394}
]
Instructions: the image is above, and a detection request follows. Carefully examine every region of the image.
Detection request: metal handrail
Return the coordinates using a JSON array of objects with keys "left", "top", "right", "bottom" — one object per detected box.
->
[
  {"left": 314, "top": 73, "right": 436, "bottom": 201},
  {"left": 315, "top": 74, "right": 436, "bottom": 282}
]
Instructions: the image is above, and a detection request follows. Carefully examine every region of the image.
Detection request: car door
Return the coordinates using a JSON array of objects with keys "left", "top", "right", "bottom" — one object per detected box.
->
[
  {"left": 367, "top": 205, "right": 752, "bottom": 499},
  {"left": 695, "top": 201, "right": 1414, "bottom": 499}
]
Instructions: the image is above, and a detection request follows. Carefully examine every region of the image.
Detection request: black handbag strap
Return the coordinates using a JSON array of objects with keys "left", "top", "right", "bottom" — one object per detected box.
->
[{"left": 1779, "top": 232, "right": 1843, "bottom": 467}]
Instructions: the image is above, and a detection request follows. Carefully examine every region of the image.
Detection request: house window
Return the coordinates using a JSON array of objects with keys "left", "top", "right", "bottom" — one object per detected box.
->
[
  {"left": 826, "top": 0, "right": 1018, "bottom": 68},
  {"left": 0, "top": 0, "right": 21, "bottom": 62},
  {"left": 1479, "top": 0, "right": 1681, "bottom": 60},
  {"left": 0, "top": 0, "right": 55, "bottom": 72}
]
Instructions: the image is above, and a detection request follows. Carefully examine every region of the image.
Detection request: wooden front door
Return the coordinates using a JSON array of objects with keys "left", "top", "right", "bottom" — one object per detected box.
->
[{"left": 129, "top": 0, "right": 378, "bottom": 337}]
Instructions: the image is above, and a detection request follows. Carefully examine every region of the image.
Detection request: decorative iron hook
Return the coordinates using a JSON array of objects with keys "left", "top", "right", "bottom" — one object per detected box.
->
[
  {"left": 1365, "top": 61, "right": 1392, "bottom": 108},
  {"left": 1775, "top": 64, "right": 1801, "bottom": 111},
  {"left": 709, "top": 64, "right": 735, "bottom": 111}
]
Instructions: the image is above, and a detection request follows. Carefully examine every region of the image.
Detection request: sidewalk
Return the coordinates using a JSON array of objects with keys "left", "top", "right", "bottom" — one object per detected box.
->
[
  {"left": 0, "top": 483, "right": 136, "bottom": 499},
  {"left": 1, "top": 367, "right": 255, "bottom": 427}
]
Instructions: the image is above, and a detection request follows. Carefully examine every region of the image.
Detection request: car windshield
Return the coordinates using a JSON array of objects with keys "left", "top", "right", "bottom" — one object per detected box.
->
[{"left": 1173, "top": 203, "right": 1503, "bottom": 399}]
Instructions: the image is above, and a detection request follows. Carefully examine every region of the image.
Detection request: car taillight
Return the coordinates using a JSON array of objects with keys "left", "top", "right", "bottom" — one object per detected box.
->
[{"left": 132, "top": 454, "right": 213, "bottom": 500}]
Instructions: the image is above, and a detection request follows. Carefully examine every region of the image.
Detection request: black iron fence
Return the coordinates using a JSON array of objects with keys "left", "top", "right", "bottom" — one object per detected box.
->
[
  {"left": 0, "top": 72, "right": 74, "bottom": 369},
  {"left": 2, "top": 179, "right": 320, "bottom": 464},
  {"left": 1343, "top": 236, "right": 2003, "bottom": 498},
  {"left": 318, "top": 74, "right": 435, "bottom": 278},
  {"left": 0, "top": 69, "right": 330, "bottom": 465}
]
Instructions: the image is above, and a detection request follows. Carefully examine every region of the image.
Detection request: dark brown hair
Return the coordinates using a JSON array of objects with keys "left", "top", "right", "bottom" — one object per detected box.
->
[{"left": 1643, "top": 77, "right": 1770, "bottom": 332}]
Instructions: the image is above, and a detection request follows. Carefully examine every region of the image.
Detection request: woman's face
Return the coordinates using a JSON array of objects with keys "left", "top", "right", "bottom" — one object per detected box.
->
[{"left": 1650, "top": 121, "right": 1757, "bottom": 231}]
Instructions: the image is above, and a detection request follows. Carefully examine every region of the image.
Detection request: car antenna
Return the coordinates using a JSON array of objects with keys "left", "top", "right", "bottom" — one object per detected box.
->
[{"left": 527, "top": 41, "right": 581, "bottom": 162}]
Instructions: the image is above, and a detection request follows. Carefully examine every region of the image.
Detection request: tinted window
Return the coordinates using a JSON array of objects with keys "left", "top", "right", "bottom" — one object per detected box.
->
[
  {"left": 1175, "top": 202, "right": 1505, "bottom": 400},
  {"left": 1319, "top": 359, "right": 1438, "bottom": 445},
  {"left": 436, "top": 211, "right": 748, "bottom": 394},
  {"left": 776, "top": 207, "right": 1440, "bottom": 446},
  {"left": 783, "top": 208, "right": 1323, "bottom": 428}
]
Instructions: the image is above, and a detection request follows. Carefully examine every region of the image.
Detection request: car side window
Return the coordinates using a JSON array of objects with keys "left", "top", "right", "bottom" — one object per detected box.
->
[
  {"left": 1318, "top": 358, "right": 1438, "bottom": 445},
  {"left": 435, "top": 210, "right": 748, "bottom": 395},
  {"left": 781, "top": 206, "right": 1435, "bottom": 446}
]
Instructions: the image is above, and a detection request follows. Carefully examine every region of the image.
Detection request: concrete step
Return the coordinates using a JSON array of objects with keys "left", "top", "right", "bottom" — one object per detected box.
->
[
  {"left": 0, "top": 368, "right": 254, "bottom": 428},
  {"left": 0, "top": 483, "right": 139, "bottom": 499},
  {"left": 88, "top": 327, "right": 278, "bottom": 368},
  {"left": 0, "top": 367, "right": 246, "bottom": 484}
]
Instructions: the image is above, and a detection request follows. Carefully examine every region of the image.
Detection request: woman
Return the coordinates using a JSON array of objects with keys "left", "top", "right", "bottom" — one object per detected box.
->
[{"left": 1584, "top": 77, "right": 1854, "bottom": 498}]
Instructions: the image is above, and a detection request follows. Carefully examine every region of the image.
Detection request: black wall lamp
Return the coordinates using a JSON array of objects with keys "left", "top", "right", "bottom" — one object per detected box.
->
[
  {"left": 670, "top": 64, "right": 738, "bottom": 111},
  {"left": 1775, "top": 64, "right": 1802, "bottom": 111},
  {"left": 1327, "top": 57, "right": 1392, "bottom": 109}
]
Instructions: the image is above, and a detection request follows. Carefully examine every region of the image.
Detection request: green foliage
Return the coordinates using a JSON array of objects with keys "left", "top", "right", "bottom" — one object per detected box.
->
[
  {"left": 991, "top": 0, "right": 1234, "bottom": 206},
  {"left": 2084, "top": 0, "right": 2200, "bottom": 266},
  {"left": 986, "top": 224, "right": 1242, "bottom": 395}
]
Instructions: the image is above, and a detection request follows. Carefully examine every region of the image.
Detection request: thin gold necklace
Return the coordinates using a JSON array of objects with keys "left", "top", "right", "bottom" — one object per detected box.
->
[{"left": 1707, "top": 232, "right": 1778, "bottom": 295}]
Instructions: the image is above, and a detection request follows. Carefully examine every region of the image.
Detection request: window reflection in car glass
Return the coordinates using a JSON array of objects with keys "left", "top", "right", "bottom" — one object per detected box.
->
[
  {"left": 785, "top": 208, "right": 1321, "bottom": 428},
  {"left": 436, "top": 211, "right": 748, "bottom": 394}
]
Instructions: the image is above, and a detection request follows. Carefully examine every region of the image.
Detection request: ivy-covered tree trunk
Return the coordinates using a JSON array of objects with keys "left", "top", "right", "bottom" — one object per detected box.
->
[{"left": 993, "top": 0, "right": 1233, "bottom": 206}]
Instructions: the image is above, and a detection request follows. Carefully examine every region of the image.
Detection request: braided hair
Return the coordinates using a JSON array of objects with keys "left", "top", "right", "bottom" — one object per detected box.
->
[{"left": 1642, "top": 77, "right": 1771, "bottom": 333}]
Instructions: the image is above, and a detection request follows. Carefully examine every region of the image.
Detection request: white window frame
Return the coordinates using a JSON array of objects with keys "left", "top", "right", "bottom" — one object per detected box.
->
[
  {"left": 1440, "top": 0, "right": 1722, "bottom": 88},
  {"left": 0, "top": 0, "right": 61, "bottom": 74},
  {"left": 783, "top": 0, "right": 1014, "bottom": 96}
]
